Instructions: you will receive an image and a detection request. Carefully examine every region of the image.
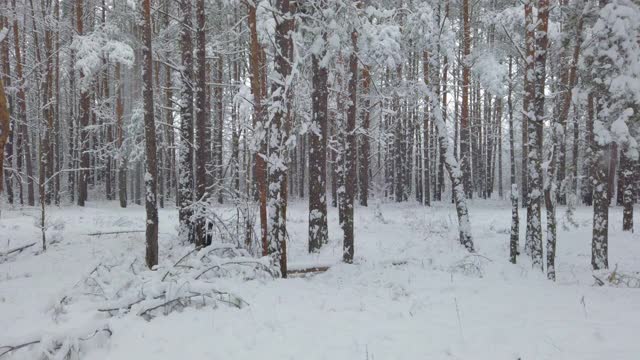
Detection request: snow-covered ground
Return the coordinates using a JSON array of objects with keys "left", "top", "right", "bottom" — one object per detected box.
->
[{"left": 1, "top": 200, "right": 640, "bottom": 359}]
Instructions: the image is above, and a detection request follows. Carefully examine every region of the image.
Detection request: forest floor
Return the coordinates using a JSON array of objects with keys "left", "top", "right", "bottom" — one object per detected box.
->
[{"left": 1, "top": 199, "right": 640, "bottom": 359}]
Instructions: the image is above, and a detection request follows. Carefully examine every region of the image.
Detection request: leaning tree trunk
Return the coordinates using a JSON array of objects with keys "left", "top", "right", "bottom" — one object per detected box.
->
[
  {"left": 141, "top": 0, "right": 159, "bottom": 269},
  {"left": 429, "top": 89, "right": 474, "bottom": 252}
]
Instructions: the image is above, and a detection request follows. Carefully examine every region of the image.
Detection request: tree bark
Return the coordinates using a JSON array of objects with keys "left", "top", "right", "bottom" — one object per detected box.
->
[
  {"left": 142, "top": 0, "right": 159, "bottom": 269},
  {"left": 308, "top": 36, "right": 329, "bottom": 253},
  {"left": 268, "top": 0, "right": 293, "bottom": 276},
  {"left": 178, "top": 0, "right": 194, "bottom": 243},
  {"left": 342, "top": 26, "right": 358, "bottom": 263},
  {"left": 247, "top": 1, "right": 268, "bottom": 255},
  {"left": 460, "top": 0, "right": 472, "bottom": 198},
  {"left": 508, "top": 57, "right": 519, "bottom": 264},
  {"left": 77, "top": 0, "right": 90, "bottom": 207},
  {"left": 194, "top": 0, "right": 208, "bottom": 247}
]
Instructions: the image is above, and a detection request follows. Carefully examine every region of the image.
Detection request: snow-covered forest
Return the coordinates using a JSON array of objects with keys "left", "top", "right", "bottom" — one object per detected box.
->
[{"left": 1, "top": 0, "right": 640, "bottom": 358}]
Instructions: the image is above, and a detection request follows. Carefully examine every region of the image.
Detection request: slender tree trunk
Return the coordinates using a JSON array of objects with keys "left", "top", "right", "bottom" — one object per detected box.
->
[
  {"left": 621, "top": 141, "right": 634, "bottom": 232},
  {"left": 342, "top": 26, "right": 358, "bottom": 263},
  {"left": 214, "top": 54, "right": 224, "bottom": 204},
  {"left": 115, "top": 63, "right": 127, "bottom": 208},
  {"left": 460, "top": 0, "right": 472, "bottom": 198},
  {"left": 178, "top": 0, "right": 194, "bottom": 243},
  {"left": 194, "top": 0, "right": 208, "bottom": 247},
  {"left": 508, "top": 57, "right": 519, "bottom": 264},
  {"left": 423, "top": 50, "right": 431, "bottom": 206},
  {"left": 142, "top": 0, "right": 159, "bottom": 268},
  {"left": 1, "top": 9, "right": 13, "bottom": 202},
  {"left": 247, "top": 1, "right": 268, "bottom": 255},
  {"left": 308, "top": 36, "right": 329, "bottom": 253},
  {"left": 428, "top": 89, "right": 474, "bottom": 251},
  {"left": 77, "top": 0, "right": 90, "bottom": 207},
  {"left": 0, "top": 80, "right": 8, "bottom": 192},
  {"left": 358, "top": 66, "right": 371, "bottom": 206}
]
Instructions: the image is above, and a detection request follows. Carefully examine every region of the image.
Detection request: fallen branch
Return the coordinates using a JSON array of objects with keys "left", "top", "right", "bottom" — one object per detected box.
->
[
  {"left": 0, "top": 242, "right": 36, "bottom": 257},
  {"left": 0, "top": 327, "right": 112, "bottom": 358},
  {"left": 287, "top": 266, "right": 330, "bottom": 276},
  {"left": 0, "top": 340, "right": 40, "bottom": 358},
  {"left": 87, "top": 230, "right": 145, "bottom": 236},
  {"left": 195, "top": 260, "right": 277, "bottom": 279}
]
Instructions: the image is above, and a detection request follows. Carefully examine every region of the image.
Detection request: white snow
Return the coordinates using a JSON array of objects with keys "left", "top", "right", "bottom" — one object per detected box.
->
[{"left": 1, "top": 200, "right": 640, "bottom": 359}]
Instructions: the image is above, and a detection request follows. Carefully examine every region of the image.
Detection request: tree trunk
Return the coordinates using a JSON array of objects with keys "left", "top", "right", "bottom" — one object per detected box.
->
[
  {"left": 429, "top": 88, "right": 474, "bottom": 252},
  {"left": 343, "top": 26, "right": 358, "bottom": 263},
  {"left": 178, "top": 0, "right": 194, "bottom": 243},
  {"left": 116, "top": 63, "right": 127, "bottom": 208},
  {"left": 0, "top": 79, "right": 8, "bottom": 192},
  {"left": 308, "top": 37, "right": 329, "bottom": 253},
  {"left": 142, "top": 0, "right": 159, "bottom": 269},
  {"left": 194, "top": 0, "right": 208, "bottom": 247},
  {"left": 621, "top": 141, "right": 634, "bottom": 232},
  {"left": 268, "top": 0, "right": 293, "bottom": 276},
  {"left": 527, "top": 0, "right": 549, "bottom": 272},
  {"left": 358, "top": 66, "right": 371, "bottom": 206},
  {"left": 77, "top": 0, "right": 90, "bottom": 207},
  {"left": 247, "top": 1, "right": 268, "bottom": 255},
  {"left": 423, "top": 51, "right": 431, "bottom": 206},
  {"left": 460, "top": 0, "right": 472, "bottom": 198},
  {"left": 508, "top": 57, "right": 519, "bottom": 264}
]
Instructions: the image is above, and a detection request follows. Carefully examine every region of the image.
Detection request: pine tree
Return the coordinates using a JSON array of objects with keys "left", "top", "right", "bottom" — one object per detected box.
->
[
  {"left": 178, "top": 0, "right": 195, "bottom": 243},
  {"left": 142, "top": 0, "right": 159, "bottom": 269},
  {"left": 308, "top": 25, "right": 329, "bottom": 253}
]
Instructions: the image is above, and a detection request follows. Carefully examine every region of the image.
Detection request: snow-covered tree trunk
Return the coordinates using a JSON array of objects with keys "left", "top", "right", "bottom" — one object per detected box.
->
[
  {"left": 77, "top": 0, "right": 90, "bottom": 207},
  {"left": 308, "top": 36, "right": 329, "bottom": 253},
  {"left": 507, "top": 57, "right": 519, "bottom": 264},
  {"left": 267, "top": 0, "right": 293, "bottom": 276},
  {"left": 178, "top": 0, "right": 194, "bottom": 243},
  {"left": 247, "top": 1, "right": 268, "bottom": 255},
  {"left": 214, "top": 55, "right": 224, "bottom": 204},
  {"left": 422, "top": 50, "right": 431, "bottom": 206},
  {"left": 460, "top": 0, "right": 472, "bottom": 198},
  {"left": 428, "top": 87, "right": 474, "bottom": 252},
  {"left": 527, "top": 0, "right": 549, "bottom": 272},
  {"left": 621, "top": 141, "right": 635, "bottom": 232},
  {"left": 142, "top": 0, "right": 159, "bottom": 269},
  {"left": 358, "top": 65, "right": 371, "bottom": 207},
  {"left": 194, "top": 0, "right": 208, "bottom": 247},
  {"left": 115, "top": 62, "right": 127, "bottom": 208},
  {"left": 342, "top": 26, "right": 358, "bottom": 263},
  {"left": 0, "top": 77, "right": 8, "bottom": 193}
]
